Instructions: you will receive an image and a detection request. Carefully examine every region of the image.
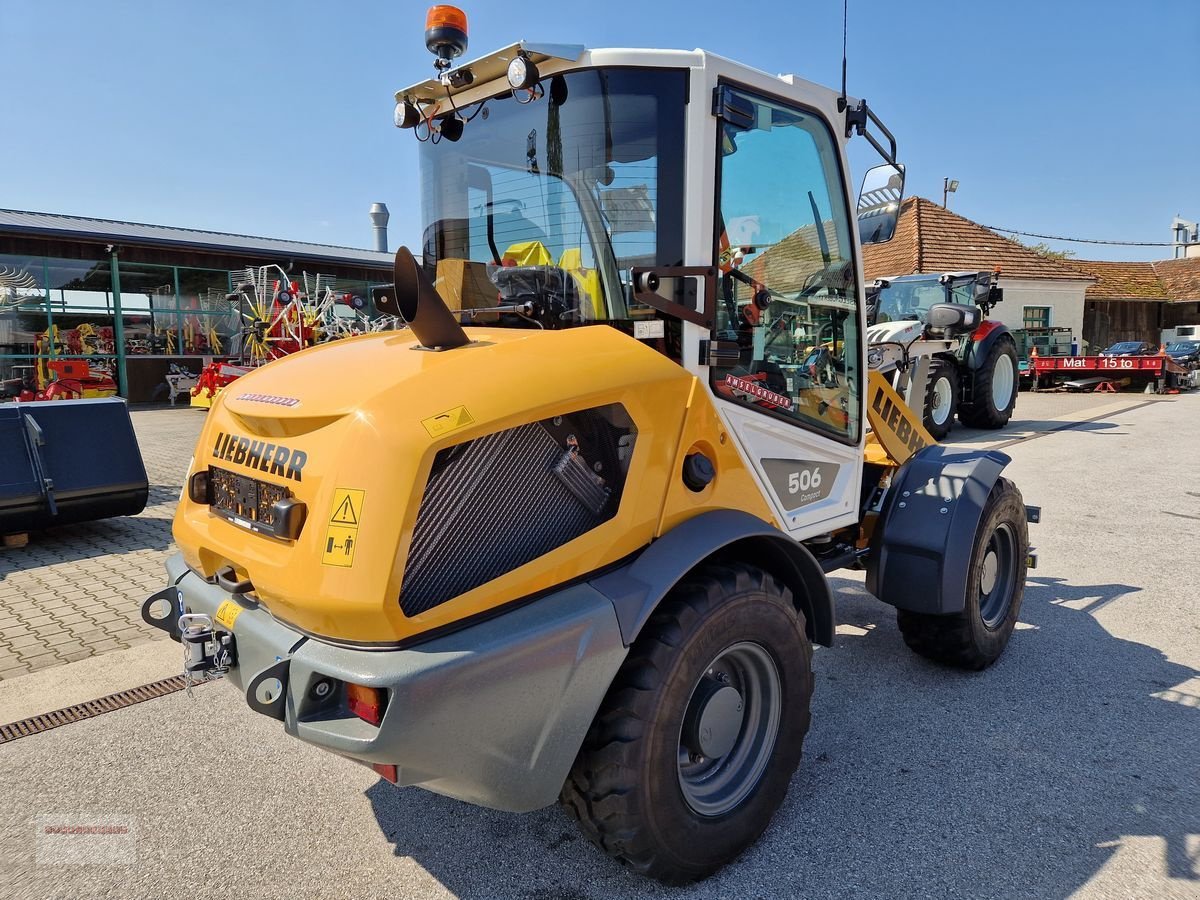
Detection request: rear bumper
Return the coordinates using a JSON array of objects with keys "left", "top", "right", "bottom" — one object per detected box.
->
[{"left": 160, "top": 553, "right": 627, "bottom": 812}]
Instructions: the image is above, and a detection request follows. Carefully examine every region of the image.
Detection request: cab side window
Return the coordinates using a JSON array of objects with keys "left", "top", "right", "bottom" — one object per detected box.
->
[{"left": 711, "top": 89, "right": 861, "bottom": 442}]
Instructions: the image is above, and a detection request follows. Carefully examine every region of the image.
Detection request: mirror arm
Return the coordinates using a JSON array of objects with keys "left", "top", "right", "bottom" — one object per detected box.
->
[
  {"left": 844, "top": 98, "right": 898, "bottom": 167},
  {"left": 630, "top": 266, "right": 716, "bottom": 328}
]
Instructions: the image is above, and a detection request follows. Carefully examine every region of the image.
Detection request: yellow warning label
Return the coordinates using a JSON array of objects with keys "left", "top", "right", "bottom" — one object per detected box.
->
[
  {"left": 422, "top": 405, "right": 475, "bottom": 438},
  {"left": 322, "top": 525, "right": 360, "bottom": 567},
  {"left": 322, "top": 489, "right": 365, "bottom": 567},
  {"left": 215, "top": 599, "right": 243, "bottom": 631},
  {"left": 328, "top": 488, "right": 365, "bottom": 526}
]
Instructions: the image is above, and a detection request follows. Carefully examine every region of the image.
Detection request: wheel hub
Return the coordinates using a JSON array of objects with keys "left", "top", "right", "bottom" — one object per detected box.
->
[
  {"left": 980, "top": 550, "right": 998, "bottom": 594},
  {"left": 683, "top": 680, "right": 744, "bottom": 759},
  {"left": 677, "top": 642, "right": 782, "bottom": 817},
  {"left": 932, "top": 376, "right": 953, "bottom": 424}
]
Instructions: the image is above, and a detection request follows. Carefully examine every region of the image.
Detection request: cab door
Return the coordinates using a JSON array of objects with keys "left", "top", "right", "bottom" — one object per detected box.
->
[{"left": 705, "top": 85, "right": 865, "bottom": 538}]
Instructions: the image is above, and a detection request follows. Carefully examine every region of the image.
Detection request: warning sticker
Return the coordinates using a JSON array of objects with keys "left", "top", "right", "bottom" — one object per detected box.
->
[
  {"left": 329, "top": 488, "right": 364, "bottom": 526},
  {"left": 422, "top": 405, "right": 475, "bottom": 438},
  {"left": 214, "top": 599, "right": 243, "bottom": 631},
  {"left": 322, "top": 488, "right": 365, "bottom": 567},
  {"left": 322, "top": 525, "right": 359, "bottom": 567}
]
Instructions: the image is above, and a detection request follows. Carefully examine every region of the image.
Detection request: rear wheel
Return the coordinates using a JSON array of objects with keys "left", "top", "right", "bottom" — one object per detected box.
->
[
  {"left": 959, "top": 338, "right": 1018, "bottom": 428},
  {"left": 922, "top": 360, "right": 959, "bottom": 440},
  {"left": 897, "top": 477, "right": 1028, "bottom": 670},
  {"left": 560, "top": 563, "right": 813, "bottom": 885}
]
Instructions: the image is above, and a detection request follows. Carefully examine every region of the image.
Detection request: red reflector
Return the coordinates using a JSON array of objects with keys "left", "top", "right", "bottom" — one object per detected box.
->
[
  {"left": 347, "top": 683, "right": 386, "bottom": 726},
  {"left": 372, "top": 763, "right": 398, "bottom": 783}
]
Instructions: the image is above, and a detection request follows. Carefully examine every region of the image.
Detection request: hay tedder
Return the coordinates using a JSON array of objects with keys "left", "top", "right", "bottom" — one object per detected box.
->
[
  {"left": 189, "top": 266, "right": 400, "bottom": 408},
  {"left": 144, "top": 9, "right": 1038, "bottom": 884}
]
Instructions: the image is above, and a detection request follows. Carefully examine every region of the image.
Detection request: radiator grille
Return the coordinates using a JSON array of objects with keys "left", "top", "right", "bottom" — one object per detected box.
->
[{"left": 399, "top": 407, "right": 631, "bottom": 616}]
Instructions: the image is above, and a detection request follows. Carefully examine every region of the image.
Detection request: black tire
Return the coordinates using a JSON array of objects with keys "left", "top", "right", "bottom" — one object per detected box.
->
[
  {"left": 959, "top": 337, "right": 1018, "bottom": 428},
  {"left": 560, "top": 563, "right": 813, "bottom": 885},
  {"left": 922, "top": 359, "right": 959, "bottom": 441},
  {"left": 897, "top": 477, "right": 1028, "bottom": 670}
]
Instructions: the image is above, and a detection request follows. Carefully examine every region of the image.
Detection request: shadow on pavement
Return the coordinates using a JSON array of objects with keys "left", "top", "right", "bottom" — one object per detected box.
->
[
  {"left": 0, "top": 485, "right": 176, "bottom": 578},
  {"left": 363, "top": 572, "right": 1198, "bottom": 899},
  {"left": 948, "top": 418, "right": 1125, "bottom": 446}
]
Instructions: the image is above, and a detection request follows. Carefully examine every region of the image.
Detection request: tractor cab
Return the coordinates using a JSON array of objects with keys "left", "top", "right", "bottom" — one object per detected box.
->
[{"left": 867, "top": 269, "right": 1002, "bottom": 328}]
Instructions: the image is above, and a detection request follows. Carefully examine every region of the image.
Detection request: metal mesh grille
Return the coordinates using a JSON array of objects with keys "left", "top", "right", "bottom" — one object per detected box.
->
[{"left": 400, "top": 421, "right": 606, "bottom": 616}]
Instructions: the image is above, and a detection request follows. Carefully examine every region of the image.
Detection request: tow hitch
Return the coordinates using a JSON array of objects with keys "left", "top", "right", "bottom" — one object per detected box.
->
[
  {"left": 140, "top": 587, "right": 238, "bottom": 694},
  {"left": 179, "top": 613, "right": 238, "bottom": 693}
]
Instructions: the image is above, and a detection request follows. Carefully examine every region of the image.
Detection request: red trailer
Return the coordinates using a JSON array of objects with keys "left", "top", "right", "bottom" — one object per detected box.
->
[{"left": 1031, "top": 352, "right": 1192, "bottom": 393}]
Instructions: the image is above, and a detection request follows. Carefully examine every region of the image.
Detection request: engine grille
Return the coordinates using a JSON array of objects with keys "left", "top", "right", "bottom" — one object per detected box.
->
[{"left": 399, "top": 406, "right": 632, "bottom": 617}]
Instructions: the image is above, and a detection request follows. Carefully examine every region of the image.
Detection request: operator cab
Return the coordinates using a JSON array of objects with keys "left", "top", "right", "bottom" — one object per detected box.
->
[{"left": 395, "top": 32, "right": 904, "bottom": 535}]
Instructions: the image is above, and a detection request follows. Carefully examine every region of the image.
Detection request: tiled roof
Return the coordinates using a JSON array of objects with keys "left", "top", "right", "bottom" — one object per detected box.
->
[
  {"left": 0, "top": 209, "right": 394, "bottom": 269},
  {"left": 1151, "top": 257, "right": 1200, "bottom": 302},
  {"left": 1079, "top": 260, "right": 1168, "bottom": 300},
  {"left": 862, "top": 197, "right": 1092, "bottom": 282}
]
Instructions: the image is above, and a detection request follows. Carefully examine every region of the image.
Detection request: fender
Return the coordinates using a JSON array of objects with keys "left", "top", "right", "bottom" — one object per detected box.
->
[
  {"left": 866, "top": 444, "right": 1009, "bottom": 614},
  {"left": 590, "top": 509, "right": 835, "bottom": 648},
  {"left": 963, "top": 321, "right": 1014, "bottom": 370}
]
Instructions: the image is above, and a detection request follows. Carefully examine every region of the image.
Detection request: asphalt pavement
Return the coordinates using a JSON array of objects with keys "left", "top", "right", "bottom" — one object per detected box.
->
[{"left": 0, "top": 392, "right": 1197, "bottom": 899}]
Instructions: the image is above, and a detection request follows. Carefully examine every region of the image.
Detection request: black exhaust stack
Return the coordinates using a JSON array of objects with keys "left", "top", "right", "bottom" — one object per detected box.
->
[{"left": 373, "top": 246, "right": 470, "bottom": 351}]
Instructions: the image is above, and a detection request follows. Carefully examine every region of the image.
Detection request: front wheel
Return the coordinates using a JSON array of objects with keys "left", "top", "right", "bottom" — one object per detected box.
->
[
  {"left": 959, "top": 338, "right": 1018, "bottom": 428},
  {"left": 897, "top": 477, "right": 1028, "bottom": 670},
  {"left": 560, "top": 563, "right": 813, "bottom": 885},
  {"left": 923, "top": 359, "right": 959, "bottom": 440}
]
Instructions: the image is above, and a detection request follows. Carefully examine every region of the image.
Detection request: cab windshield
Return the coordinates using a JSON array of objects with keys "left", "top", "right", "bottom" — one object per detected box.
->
[
  {"left": 419, "top": 68, "right": 686, "bottom": 328},
  {"left": 878, "top": 282, "right": 950, "bottom": 328}
]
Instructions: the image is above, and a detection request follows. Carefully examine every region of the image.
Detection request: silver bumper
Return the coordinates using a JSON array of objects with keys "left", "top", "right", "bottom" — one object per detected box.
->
[{"left": 159, "top": 554, "right": 627, "bottom": 812}]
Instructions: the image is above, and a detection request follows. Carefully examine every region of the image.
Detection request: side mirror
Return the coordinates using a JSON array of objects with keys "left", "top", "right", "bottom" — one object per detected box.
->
[
  {"left": 857, "top": 163, "right": 905, "bottom": 245},
  {"left": 924, "top": 303, "right": 980, "bottom": 339}
]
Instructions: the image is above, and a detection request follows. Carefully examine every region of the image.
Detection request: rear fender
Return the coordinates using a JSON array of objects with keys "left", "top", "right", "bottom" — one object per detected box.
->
[
  {"left": 866, "top": 445, "right": 1009, "bottom": 614},
  {"left": 590, "top": 510, "right": 834, "bottom": 648},
  {"left": 964, "top": 322, "right": 1013, "bottom": 370}
]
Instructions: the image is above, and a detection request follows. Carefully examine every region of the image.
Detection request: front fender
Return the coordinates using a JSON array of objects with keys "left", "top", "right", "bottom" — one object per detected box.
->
[
  {"left": 590, "top": 509, "right": 835, "bottom": 647},
  {"left": 866, "top": 445, "right": 1009, "bottom": 614}
]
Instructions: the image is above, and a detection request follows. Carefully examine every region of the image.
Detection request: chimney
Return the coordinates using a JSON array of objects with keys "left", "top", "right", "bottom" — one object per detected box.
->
[{"left": 369, "top": 202, "right": 390, "bottom": 253}]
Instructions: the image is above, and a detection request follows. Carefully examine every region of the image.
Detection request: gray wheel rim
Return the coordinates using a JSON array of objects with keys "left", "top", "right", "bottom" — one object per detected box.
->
[
  {"left": 931, "top": 375, "right": 954, "bottom": 425},
  {"left": 677, "top": 641, "right": 781, "bottom": 817},
  {"left": 978, "top": 522, "right": 1018, "bottom": 628},
  {"left": 991, "top": 353, "right": 1015, "bottom": 411}
]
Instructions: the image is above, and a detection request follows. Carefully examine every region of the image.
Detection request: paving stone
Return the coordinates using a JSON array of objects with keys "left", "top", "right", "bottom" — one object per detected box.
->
[{"left": 0, "top": 409, "right": 203, "bottom": 679}]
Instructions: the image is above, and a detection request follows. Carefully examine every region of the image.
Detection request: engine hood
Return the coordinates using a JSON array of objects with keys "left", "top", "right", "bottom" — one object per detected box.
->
[
  {"left": 173, "top": 325, "right": 698, "bottom": 645},
  {"left": 866, "top": 319, "right": 925, "bottom": 346}
]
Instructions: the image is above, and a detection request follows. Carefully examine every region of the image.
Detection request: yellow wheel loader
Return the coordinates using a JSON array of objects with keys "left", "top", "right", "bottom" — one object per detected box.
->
[{"left": 144, "top": 13, "right": 1037, "bottom": 884}]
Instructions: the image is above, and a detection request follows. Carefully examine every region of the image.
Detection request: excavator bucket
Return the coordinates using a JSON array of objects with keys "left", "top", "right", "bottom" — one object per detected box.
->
[{"left": 0, "top": 398, "right": 148, "bottom": 535}]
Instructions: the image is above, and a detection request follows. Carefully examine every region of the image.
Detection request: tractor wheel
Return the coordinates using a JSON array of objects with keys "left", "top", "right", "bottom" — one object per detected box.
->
[
  {"left": 560, "top": 563, "right": 812, "bottom": 885},
  {"left": 959, "top": 338, "right": 1018, "bottom": 428},
  {"left": 897, "top": 477, "right": 1028, "bottom": 670},
  {"left": 922, "top": 360, "right": 959, "bottom": 440}
]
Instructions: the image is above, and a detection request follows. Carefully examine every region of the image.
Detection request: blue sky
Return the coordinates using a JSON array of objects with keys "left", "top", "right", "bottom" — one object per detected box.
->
[{"left": 4, "top": 0, "right": 1197, "bottom": 261}]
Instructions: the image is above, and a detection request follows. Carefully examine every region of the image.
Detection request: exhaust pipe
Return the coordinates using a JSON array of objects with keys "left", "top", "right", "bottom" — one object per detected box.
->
[{"left": 374, "top": 246, "right": 470, "bottom": 351}]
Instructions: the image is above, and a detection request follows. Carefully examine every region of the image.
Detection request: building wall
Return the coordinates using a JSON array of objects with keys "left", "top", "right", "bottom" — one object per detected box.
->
[
  {"left": 990, "top": 277, "right": 1089, "bottom": 346},
  {"left": 1083, "top": 300, "right": 1166, "bottom": 349}
]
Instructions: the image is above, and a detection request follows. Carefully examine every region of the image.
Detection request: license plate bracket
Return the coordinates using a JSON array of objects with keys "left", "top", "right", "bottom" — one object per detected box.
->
[{"left": 208, "top": 466, "right": 304, "bottom": 540}]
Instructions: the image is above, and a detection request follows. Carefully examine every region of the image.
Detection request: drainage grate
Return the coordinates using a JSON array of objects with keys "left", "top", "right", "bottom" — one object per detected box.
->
[{"left": 0, "top": 675, "right": 190, "bottom": 744}]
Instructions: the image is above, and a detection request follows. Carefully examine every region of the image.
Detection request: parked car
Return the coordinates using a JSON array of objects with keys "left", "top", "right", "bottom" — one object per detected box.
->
[
  {"left": 1099, "top": 340, "right": 1156, "bottom": 357},
  {"left": 1165, "top": 341, "right": 1200, "bottom": 367}
]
